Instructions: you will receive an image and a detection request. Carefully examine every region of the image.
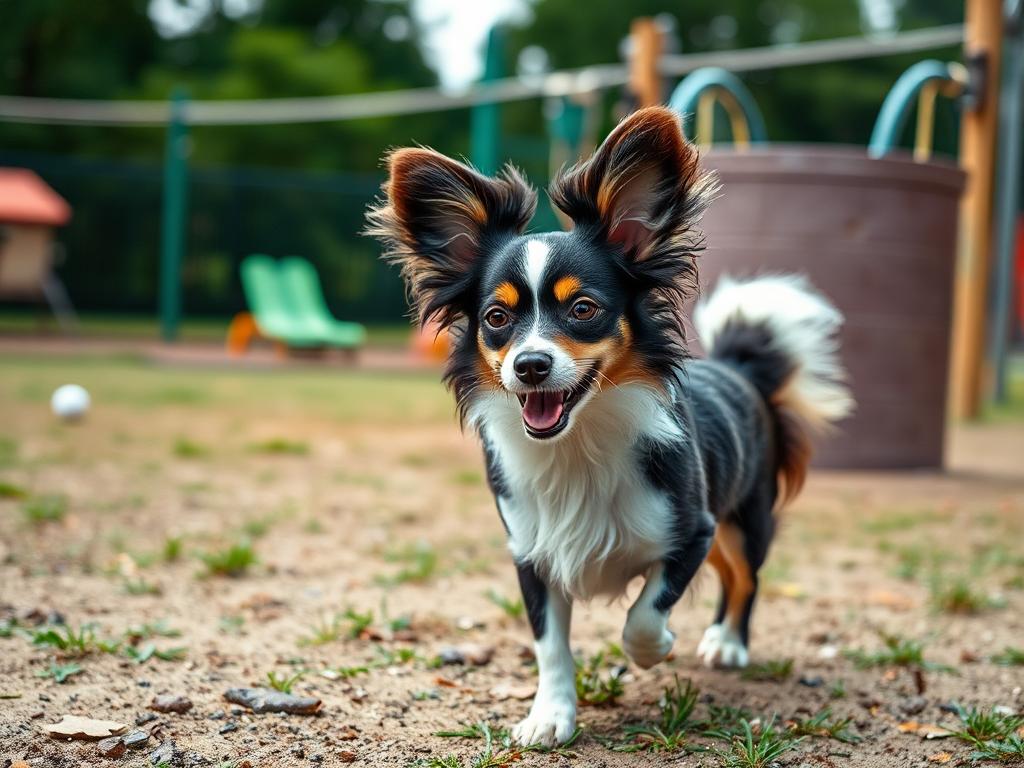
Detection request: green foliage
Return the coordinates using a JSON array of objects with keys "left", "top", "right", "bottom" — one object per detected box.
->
[
  {"left": 992, "top": 647, "right": 1024, "bottom": 666},
  {"left": 950, "top": 705, "right": 1024, "bottom": 747},
  {"left": 123, "top": 620, "right": 181, "bottom": 642},
  {"left": 172, "top": 437, "right": 209, "bottom": 458},
  {"left": 612, "top": 676, "right": 699, "bottom": 753},
  {"left": 740, "top": 658, "right": 794, "bottom": 682},
  {"left": 124, "top": 643, "right": 187, "bottom": 664},
  {"left": 22, "top": 494, "right": 68, "bottom": 524},
  {"left": 344, "top": 607, "right": 374, "bottom": 639},
  {"left": 378, "top": 543, "right": 438, "bottom": 585},
  {"left": 250, "top": 438, "right": 309, "bottom": 456},
  {"left": 574, "top": 649, "right": 624, "bottom": 706},
  {"left": 200, "top": 541, "right": 257, "bottom": 577},
  {"left": 162, "top": 535, "right": 184, "bottom": 562},
  {"left": 971, "top": 733, "right": 1024, "bottom": 764},
  {"left": 324, "top": 664, "right": 368, "bottom": 679},
  {"left": 300, "top": 614, "right": 343, "bottom": 646},
  {"left": 786, "top": 708, "right": 860, "bottom": 743},
  {"left": 484, "top": 589, "right": 524, "bottom": 620},
  {"left": 427, "top": 721, "right": 581, "bottom": 765},
  {"left": 266, "top": 669, "right": 305, "bottom": 693},
  {"left": 0, "top": 480, "right": 27, "bottom": 499},
  {"left": 35, "top": 660, "right": 83, "bottom": 684},
  {"left": 713, "top": 718, "right": 803, "bottom": 768},
  {"left": 929, "top": 576, "right": 1003, "bottom": 614},
  {"left": 29, "top": 623, "right": 118, "bottom": 658},
  {"left": 844, "top": 632, "right": 952, "bottom": 672},
  {"left": 122, "top": 577, "right": 161, "bottom": 595}
]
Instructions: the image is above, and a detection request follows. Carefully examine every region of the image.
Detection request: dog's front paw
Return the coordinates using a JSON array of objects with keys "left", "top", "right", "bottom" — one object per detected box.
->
[
  {"left": 623, "top": 624, "right": 676, "bottom": 670},
  {"left": 696, "top": 623, "right": 749, "bottom": 668},
  {"left": 512, "top": 696, "right": 576, "bottom": 747}
]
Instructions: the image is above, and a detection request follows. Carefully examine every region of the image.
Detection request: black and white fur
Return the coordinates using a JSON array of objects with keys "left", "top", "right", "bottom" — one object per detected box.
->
[{"left": 367, "top": 107, "right": 853, "bottom": 747}]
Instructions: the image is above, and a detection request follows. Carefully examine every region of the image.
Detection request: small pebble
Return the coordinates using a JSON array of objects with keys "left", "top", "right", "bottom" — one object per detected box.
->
[
  {"left": 150, "top": 694, "right": 193, "bottom": 714},
  {"left": 97, "top": 736, "right": 126, "bottom": 758},
  {"left": 799, "top": 675, "right": 824, "bottom": 688},
  {"left": 124, "top": 730, "right": 150, "bottom": 750},
  {"left": 135, "top": 712, "right": 158, "bottom": 726},
  {"left": 219, "top": 722, "right": 238, "bottom": 735}
]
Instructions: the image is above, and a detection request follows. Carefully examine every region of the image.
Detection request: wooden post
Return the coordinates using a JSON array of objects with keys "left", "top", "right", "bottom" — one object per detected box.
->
[
  {"left": 628, "top": 18, "right": 663, "bottom": 108},
  {"left": 949, "top": 0, "right": 1003, "bottom": 419}
]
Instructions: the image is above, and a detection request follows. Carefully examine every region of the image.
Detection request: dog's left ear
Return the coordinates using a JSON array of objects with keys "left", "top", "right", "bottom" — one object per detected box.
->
[
  {"left": 366, "top": 148, "right": 537, "bottom": 327},
  {"left": 549, "top": 106, "right": 717, "bottom": 271}
]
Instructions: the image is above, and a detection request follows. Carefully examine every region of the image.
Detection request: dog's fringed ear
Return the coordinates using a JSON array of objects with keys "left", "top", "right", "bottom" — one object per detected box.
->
[
  {"left": 366, "top": 149, "right": 537, "bottom": 327},
  {"left": 549, "top": 106, "right": 717, "bottom": 285}
]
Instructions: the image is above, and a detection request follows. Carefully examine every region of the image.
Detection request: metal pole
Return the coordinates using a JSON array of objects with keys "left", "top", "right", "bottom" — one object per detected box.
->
[
  {"left": 471, "top": 26, "right": 504, "bottom": 175},
  {"left": 950, "top": 0, "right": 1003, "bottom": 419},
  {"left": 991, "top": 0, "right": 1024, "bottom": 402},
  {"left": 160, "top": 89, "right": 189, "bottom": 342}
]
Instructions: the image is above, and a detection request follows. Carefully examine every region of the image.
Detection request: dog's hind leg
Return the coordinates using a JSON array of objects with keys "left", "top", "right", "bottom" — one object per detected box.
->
[
  {"left": 511, "top": 560, "right": 576, "bottom": 747},
  {"left": 697, "top": 493, "right": 775, "bottom": 668}
]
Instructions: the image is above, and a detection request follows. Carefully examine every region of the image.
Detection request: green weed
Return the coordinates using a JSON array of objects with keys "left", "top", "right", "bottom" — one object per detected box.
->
[
  {"left": 125, "top": 643, "right": 187, "bottom": 664},
  {"left": 786, "top": 708, "right": 860, "bottom": 743},
  {"left": 250, "top": 438, "right": 309, "bottom": 456},
  {"left": 484, "top": 589, "right": 524, "bottom": 620},
  {"left": 611, "top": 676, "right": 699, "bottom": 752},
  {"left": 713, "top": 718, "right": 802, "bottom": 768},
  {"left": 377, "top": 543, "right": 438, "bottom": 585},
  {"left": 930, "top": 576, "right": 1003, "bottom": 614},
  {"left": 575, "top": 650, "right": 625, "bottom": 706},
  {"left": 951, "top": 704, "right": 1024, "bottom": 746},
  {"left": 740, "top": 658, "right": 793, "bottom": 682},
  {"left": 29, "top": 623, "right": 118, "bottom": 658},
  {"left": 266, "top": 669, "right": 305, "bottom": 693},
  {"left": 172, "top": 437, "right": 209, "bottom": 458},
  {"left": 0, "top": 480, "right": 27, "bottom": 499},
  {"left": 992, "top": 647, "right": 1024, "bottom": 666},
  {"left": 35, "top": 660, "right": 83, "bottom": 684},
  {"left": 22, "top": 494, "right": 68, "bottom": 524},
  {"left": 200, "top": 541, "right": 257, "bottom": 577},
  {"left": 844, "top": 632, "right": 952, "bottom": 672}
]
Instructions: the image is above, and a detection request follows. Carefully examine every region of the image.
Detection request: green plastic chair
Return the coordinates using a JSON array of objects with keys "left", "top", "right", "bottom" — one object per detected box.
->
[
  {"left": 239, "top": 254, "right": 322, "bottom": 348},
  {"left": 280, "top": 256, "right": 366, "bottom": 349}
]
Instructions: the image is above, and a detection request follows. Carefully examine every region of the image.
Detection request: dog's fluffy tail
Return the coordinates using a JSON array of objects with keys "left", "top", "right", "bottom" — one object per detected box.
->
[{"left": 694, "top": 274, "right": 854, "bottom": 501}]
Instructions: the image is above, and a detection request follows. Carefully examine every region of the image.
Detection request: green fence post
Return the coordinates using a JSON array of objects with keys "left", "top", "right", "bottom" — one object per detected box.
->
[
  {"left": 160, "top": 89, "right": 189, "bottom": 342},
  {"left": 471, "top": 26, "right": 504, "bottom": 175}
]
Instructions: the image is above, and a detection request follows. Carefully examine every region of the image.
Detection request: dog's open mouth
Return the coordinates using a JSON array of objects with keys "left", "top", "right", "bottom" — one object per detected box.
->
[{"left": 515, "top": 365, "right": 599, "bottom": 439}]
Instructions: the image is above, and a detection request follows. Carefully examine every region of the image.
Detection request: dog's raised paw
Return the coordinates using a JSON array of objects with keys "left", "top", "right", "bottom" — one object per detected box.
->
[
  {"left": 696, "top": 623, "right": 749, "bottom": 668},
  {"left": 623, "top": 625, "right": 675, "bottom": 670},
  {"left": 512, "top": 698, "right": 576, "bottom": 747}
]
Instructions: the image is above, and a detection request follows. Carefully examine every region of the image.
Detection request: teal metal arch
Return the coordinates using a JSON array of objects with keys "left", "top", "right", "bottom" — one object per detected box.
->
[
  {"left": 868, "top": 59, "right": 961, "bottom": 158},
  {"left": 667, "top": 67, "right": 768, "bottom": 144}
]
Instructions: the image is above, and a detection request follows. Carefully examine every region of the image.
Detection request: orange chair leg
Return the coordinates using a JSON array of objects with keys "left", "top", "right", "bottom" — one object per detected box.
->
[{"left": 226, "top": 312, "right": 259, "bottom": 356}]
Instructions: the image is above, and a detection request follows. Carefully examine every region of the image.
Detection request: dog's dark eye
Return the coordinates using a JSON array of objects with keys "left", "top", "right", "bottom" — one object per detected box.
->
[
  {"left": 484, "top": 307, "right": 510, "bottom": 329},
  {"left": 570, "top": 300, "right": 599, "bottom": 321}
]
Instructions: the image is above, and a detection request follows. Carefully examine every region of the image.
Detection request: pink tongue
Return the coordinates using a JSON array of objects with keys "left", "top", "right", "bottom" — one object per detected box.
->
[{"left": 522, "top": 391, "right": 564, "bottom": 431}]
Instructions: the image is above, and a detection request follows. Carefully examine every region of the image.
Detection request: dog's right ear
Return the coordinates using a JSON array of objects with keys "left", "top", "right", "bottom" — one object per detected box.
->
[{"left": 365, "top": 149, "right": 537, "bottom": 327}]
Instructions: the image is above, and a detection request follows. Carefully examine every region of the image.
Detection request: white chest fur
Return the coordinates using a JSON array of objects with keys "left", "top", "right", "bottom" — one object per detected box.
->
[{"left": 470, "top": 384, "right": 683, "bottom": 600}]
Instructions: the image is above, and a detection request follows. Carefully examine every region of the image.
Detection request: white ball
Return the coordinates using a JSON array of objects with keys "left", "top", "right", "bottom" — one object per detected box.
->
[{"left": 51, "top": 384, "right": 91, "bottom": 421}]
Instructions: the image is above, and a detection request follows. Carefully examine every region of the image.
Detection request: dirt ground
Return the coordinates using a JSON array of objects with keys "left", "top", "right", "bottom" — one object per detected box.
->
[{"left": 0, "top": 349, "right": 1022, "bottom": 768}]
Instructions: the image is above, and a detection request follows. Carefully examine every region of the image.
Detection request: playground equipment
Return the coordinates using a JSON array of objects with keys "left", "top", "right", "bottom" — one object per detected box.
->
[
  {"left": 666, "top": 64, "right": 965, "bottom": 469},
  {"left": 230, "top": 254, "right": 365, "bottom": 357},
  {"left": 0, "top": 168, "right": 77, "bottom": 329}
]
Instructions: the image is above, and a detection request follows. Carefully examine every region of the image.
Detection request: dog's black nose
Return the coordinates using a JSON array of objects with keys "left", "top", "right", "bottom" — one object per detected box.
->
[{"left": 514, "top": 351, "right": 553, "bottom": 385}]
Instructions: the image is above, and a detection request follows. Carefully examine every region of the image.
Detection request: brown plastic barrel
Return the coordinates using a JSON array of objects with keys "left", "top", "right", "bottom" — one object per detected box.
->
[{"left": 694, "top": 146, "right": 965, "bottom": 469}]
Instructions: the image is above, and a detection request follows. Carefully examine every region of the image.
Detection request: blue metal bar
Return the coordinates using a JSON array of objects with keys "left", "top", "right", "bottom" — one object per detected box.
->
[
  {"left": 868, "top": 60, "right": 956, "bottom": 158},
  {"left": 471, "top": 26, "right": 504, "bottom": 175},
  {"left": 667, "top": 67, "right": 768, "bottom": 143}
]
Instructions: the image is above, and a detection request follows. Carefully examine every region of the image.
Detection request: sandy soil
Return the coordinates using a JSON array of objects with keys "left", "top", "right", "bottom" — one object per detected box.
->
[{"left": 0, "top": 354, "right": 1022, "bottom": 768}]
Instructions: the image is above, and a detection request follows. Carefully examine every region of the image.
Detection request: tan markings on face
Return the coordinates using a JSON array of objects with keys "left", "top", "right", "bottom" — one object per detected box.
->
[
  {"left": 494, "top": 282, "right": 519, "bottom": 308},
  {"left": 476, "top": 328, "right": 509, "bottom": 387},
  {"left": 553, "top": 276, "right": 581, "bottom": 303}
]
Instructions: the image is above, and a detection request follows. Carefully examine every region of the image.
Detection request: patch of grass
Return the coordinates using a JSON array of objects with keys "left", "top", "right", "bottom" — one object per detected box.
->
[
  {"left": 266, "top": 669, "right": 305, "bottom": 693},
  {"left": 860, "top": 508, "right": 947, "bottom": 535},
  {"left": 0, "top": 436, "right": 17, "bottom": 467},
  {"left": 249, "top": 438, "right": 309, "bottom": 456},
  {"left": 344, "top": 607, "right": 374, "bottom": 639},
  {"left": 28, "top": 623, "right": 119, "bottom": 658},
  {"left": 240, "top": 515, "right": 278, "bottom": 539},
  {"left": 844, "top": 632, "right": 953, "bottom": 672},
  {"left": 612, "top": 676, "right": 699, "bottom": 752},
  {"left": 122, "top": 578, "right": 162, "bottom": 596},
  {"left": 123, "top": 620, "right": 181, "bottom": 642},
  {"left": 450, "top": 469, "right": 482, "bottom": 486},
  {"left": 787, "top": 708, "right": 860, "bottom": 743},
  {"left": 575, "top": 649, "right": 625, "bottom": 706},
  {"left": 0, "top": 480, "right": 27, "bottom": 499},
  {"left": 172, "top": 437, "right": 209, "bottom": 458},
  {"left": 992, "top": 647, "right": 1024, "bottom": 666},
  {"left": 428, "top": 721, "right": 581, "bottom": 764},
  {"left": 124, "top": 643, "right": 187, "bottom": 664},
  {"left": 829, "top": 679, "right": 848, "bottom": 699},
  {"left": 377, "top": 542, "right": 438, "bottom": 586},
  {"left": 740, "top": 658, "right": 793, "bottom": 682},
  {"left": 200, "top": 541, "right": 257, "bottom": 577},
  {"left": 713, "top": 718, "right": 803, "bottom": 768},
  {"left": 373, "top": 645, "right": 420, "bottom": 667},
  {"left": 35, "top": 660, "right": 83, "bottom": 684},
  {"left": 302, "top": 518, "right": 324, "bottom": 534},
  {"left": 22, "top": 493, "right": 68, "bottom": 524},
  {"left": 219, "top": 615, "right": 245, "bottom": 635},
  {"left": 162, "top": 535, "right": 184, "bottom": 562},
  {"left": 951, "top": 704, "right": 1024, "bottom": 746},
  {"left": 971, "top": 733, "right": 1024, "bottom": 764},
  {"left": 484, "top": 589, "right": 524, "bottom": 620},
  {"left": 696, "top": 703, "right": 755, "bottom": 739},
  {"left": 930, "top": 576, "right": 1003, "bottom": 614},
  {"left": 300, "top": 614, "right": 343, "bottom": 646},
  {"left": 323, "top": 664, "right": 368, "bottom": 679}
]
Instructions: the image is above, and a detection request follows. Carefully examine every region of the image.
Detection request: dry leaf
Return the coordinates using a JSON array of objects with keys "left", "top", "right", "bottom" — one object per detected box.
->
[
  {"left": 867, "top": 590, "right": 914, "bottom": 610},
  {"left": 489, "top": 682, "right": 536, "bottom": 701},
  {"left": 434, "top": 676, "right": 459, "bottom": 688},
  {"left": 43, "top": 715, "right": 128, "bottom": 740},
  {"left": 928, "top": 752, "right": 953, "bottom": 763},
  {"left": 897, "top": 721, "right": 954, "bottom": 739}
]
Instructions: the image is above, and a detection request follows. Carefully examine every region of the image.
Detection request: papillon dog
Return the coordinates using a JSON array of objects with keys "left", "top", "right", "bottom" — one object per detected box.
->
[{"left": 366, "top": 106, "right": 853, "bottom": 746}]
